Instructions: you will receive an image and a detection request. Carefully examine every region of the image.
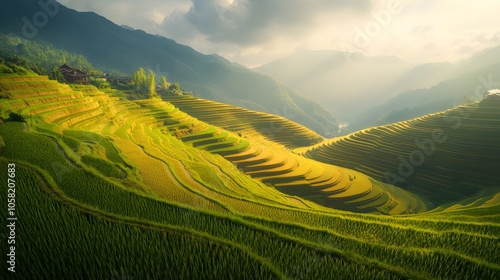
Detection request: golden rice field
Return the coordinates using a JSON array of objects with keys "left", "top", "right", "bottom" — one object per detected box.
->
[
  {"left": 298, "top": 97, "right": 500, "bottom": 207},
  {"left": 164, "top": 95, "right": 324, "bottom": 149},
  {"left": 0, "top": 74, "right": 499, "bottom": 279}
]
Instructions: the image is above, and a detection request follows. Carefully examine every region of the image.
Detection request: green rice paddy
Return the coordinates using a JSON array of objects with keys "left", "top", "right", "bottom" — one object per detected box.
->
[{"left": 0, "top": 74, "right": 498, "bottom": 279}]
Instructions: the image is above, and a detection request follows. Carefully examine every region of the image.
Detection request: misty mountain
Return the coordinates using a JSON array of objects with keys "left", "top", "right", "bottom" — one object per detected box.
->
[
  {"left": 349, "top": 62, "right": 500, "bottom": 132},
  {"left": 0, "top": 0, "right": 338, "bottom": 136},
  {"left": 255, "top": 49, "right": 457, "bottom": 121},
  {"left": 462, "top": 45, "right": 500, "bottom": 72},
  {"left": 256, "top": 45, "right": 500, "bottom": 131},
  {"left": 345, "top": 45, "right": 500, "bottom": 131}
]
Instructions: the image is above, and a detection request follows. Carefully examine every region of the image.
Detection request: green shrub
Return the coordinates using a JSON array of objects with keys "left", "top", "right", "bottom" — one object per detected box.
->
[
  {"left": 0, "top": 64, "right": 13, "bottom": 74},
  {"left": 8, "top": 112, "right": 25, "bottom": 122},
  {"left": 90, "top": 77, "right": 110, "bottom": 89}
]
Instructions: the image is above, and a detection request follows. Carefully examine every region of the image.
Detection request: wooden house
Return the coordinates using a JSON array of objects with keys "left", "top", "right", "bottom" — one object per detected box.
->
[{"left": 57, "top": 64, "right": 90, "bottom": 84}]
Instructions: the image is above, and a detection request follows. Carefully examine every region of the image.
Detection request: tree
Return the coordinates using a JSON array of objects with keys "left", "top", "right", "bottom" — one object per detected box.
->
[
  {"left": 146, "top": 70, "right": 157, "bottom": 98},
  {"left": 132, "top": 67, "right": 147, "bottom": 93},
  {"left": 160, "top": 76, "right": 170, "bottom": 93},
  {"left": 167, "top": 82, "right": 183, "bottom": 96},
  {"left": 131, "top": 67, "right": 157, "bottom": 98},
  {"left": 51, "top": 66, "right": 64, "bottom": 82}
]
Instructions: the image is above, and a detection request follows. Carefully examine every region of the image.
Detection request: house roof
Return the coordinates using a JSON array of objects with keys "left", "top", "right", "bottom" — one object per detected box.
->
[
  {"left": 58, "top": 64, "right": 74, "bottom": 71},
  {"left": 58, "top": 64, "right": 90, "bottom": 77}
]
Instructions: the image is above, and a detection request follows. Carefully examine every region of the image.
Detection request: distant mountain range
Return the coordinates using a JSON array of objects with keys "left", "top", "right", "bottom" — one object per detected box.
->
[
  {"left": 0, "top": 0, "right": 339, "bottom": 136},
  {"left": 256, "top": 49, "right": 414, "bottom": 120},
  {"left": 256, "top": 46, "right": 500, "bottom": 132},
  {"left": 349, "top": 63, "right": 500, "bottom": 131}
]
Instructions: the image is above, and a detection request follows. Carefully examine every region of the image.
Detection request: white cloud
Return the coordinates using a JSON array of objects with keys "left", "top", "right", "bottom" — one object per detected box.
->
[{"left": 64, "top": 0, "right": 500, "bottom": 66}]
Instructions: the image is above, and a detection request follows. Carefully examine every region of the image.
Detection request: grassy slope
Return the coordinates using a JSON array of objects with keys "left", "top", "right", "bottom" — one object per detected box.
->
[
  {"left": 299, "top": 98, "right": 500, "bottom": 206},
  {"left": 0, "top": 74, "right": 499, "bottom": 279}
]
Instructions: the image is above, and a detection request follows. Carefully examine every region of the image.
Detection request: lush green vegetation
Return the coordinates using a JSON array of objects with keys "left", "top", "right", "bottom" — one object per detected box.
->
[
  {"left": 0, "top": 58, "right": 35, "bottom": 76},
  {"left": 0, "top": 159, "right": 280, "bottom": 279},
  {"left": 89, "top": 77, "right": 110, "bottom": 89},
  {"left": 0, "top": 34, "right": 99, "bottom": 76},
  {"left": 0, "top": 1, "right": 340, "bottom": 136},
  {"left": 0, "top": 73, "right": 499, "bottom": 279},
  {"left": 131, "top": 67, "right": 157, "bottom": 98}
]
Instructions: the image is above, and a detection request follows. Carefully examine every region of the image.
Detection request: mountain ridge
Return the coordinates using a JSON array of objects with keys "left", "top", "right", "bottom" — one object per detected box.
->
[
  {"left": 0, "top": 0, "right": 339, "bottom": 136},
  {"left": 256, "top": 46, "right": 500, "bottom": 128}
]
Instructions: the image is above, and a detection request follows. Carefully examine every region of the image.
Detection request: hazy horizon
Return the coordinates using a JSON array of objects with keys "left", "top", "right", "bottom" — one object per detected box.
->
[{"left": 61, "top": 0, "right": 500, "bottom": 67}]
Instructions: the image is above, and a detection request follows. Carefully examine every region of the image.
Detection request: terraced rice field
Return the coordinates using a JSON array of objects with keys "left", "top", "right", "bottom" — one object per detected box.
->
[
  {"left": 0, "top": 77, "right": 368, "bottom": 211},
  {"left": 1, "top": 75, "right": 423, "bottom": 214},
  {"left": 164, "top": 95, "right": 324, "bottom": 149},
  {"left": 298, "top": 98, "right": 500, "bottom": 206},
  {"left": 0, "top": 74, "right": 499, "bottom": 279}
]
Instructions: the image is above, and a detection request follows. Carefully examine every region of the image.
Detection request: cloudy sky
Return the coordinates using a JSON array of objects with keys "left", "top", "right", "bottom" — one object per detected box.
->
[{"left": 61, "top": 0, "right": 500, "bottom": 67}]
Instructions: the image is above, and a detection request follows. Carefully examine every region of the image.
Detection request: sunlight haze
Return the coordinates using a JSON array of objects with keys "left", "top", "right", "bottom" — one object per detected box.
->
[{"left": 63, "top": 0, "right": 500, "bottom": 66}]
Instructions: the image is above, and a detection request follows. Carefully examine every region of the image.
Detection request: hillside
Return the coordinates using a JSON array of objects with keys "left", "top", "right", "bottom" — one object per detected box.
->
[
  {"left": 298, "top": 97, "right": 500, "bottom": 206},
  {"left": 0, "top": 0, "right": 339, "bottom": 136},
  {"left": 0, "top": 71, "right": 499, "bottom": 278},
  {"left": 0, "top": 73, "right": 425, "bottom": 214},
  {"left": 350, "top": 62, "right": 500, "bottom": 131}
]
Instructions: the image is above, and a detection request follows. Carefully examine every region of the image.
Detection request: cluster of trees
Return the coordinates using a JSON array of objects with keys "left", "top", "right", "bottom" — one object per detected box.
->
[
  {"left": 131, "top": 67, "right": 190, "bottom": 99},
  {"left": 159, "top": 76, "right": 184, "bottom": 96},
  {"left": 0, "top": 58, "right": 33, "bottom": 75},
  {"left": 0, "top": 34, "right": 126, "bottom": 80},
  {"left": 0, "top": 34, "right": 98, "bottom": 76},
  {"left": 132, "top": 67, "right": 157, "bottom": 98}
]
